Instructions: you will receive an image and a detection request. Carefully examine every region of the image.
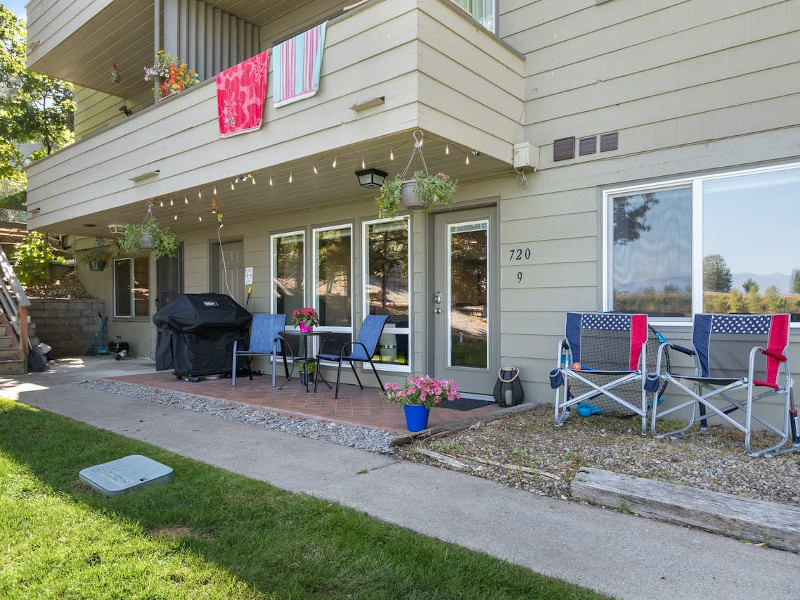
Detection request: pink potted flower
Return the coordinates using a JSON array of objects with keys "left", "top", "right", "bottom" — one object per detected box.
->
[
  {"left": 291, "top": 307, "right": 319, "bottom": 333},
  {"left": 381, "top": 375, "right": 460, "bottom": 431}
]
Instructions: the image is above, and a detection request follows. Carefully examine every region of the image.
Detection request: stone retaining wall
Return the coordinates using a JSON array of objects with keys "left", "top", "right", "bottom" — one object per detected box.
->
[{"left": 28, "top": 298, "right": 106, "bottom": 357}]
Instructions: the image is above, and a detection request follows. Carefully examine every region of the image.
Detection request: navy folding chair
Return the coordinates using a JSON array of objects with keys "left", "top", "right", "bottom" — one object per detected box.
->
[
  {"left": 231, "top": 313, "right": 289, "bottom": 387},
  {"left": 315, "top": 314, "right": 389, "bottom": 398},
  {"left": 551, "top": 312, "right": 651, "bottom": 435},
  {"left": 651, "top": 313, "right": 794, "bottom": 457}
]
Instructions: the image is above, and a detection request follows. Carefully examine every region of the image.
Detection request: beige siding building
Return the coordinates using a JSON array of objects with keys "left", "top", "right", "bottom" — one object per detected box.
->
[{"left": 24, "top": 0, "right": 800, "bottom": 402}]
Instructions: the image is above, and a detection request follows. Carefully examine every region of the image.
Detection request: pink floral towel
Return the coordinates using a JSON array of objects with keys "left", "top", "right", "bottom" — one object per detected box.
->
[{"left": 216, "top": 51, "right": 270, "bottom": 138}]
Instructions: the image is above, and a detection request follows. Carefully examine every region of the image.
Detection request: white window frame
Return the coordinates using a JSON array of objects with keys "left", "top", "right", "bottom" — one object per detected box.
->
[
  {"left": 603, "top": 161, "right": 800, "bottom": 326},
  {"left": 113, "top": 256, "right": 150, "bottom": 318},
  {"left": 270, "top": 230, "right": 306, "bottom": 319},
  {"left": 450, "top": 0, "right": 497, "bottom": 33},
  {"left": 312, "top": 224, "right": 354, "bottom": 359},
  {"left": 362, "top": 216, "right": 412, "bottom": 373}
]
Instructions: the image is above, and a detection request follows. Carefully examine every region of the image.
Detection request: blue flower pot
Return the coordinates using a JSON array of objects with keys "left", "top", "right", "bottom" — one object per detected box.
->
[{"left": 403, "top": 404, "right": 430, "bottom": 432}]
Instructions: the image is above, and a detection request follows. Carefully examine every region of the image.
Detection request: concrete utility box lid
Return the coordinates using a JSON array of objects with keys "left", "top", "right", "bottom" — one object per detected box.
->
[{"left": 79, "top": 455, "right": 173, "bottom": 497}]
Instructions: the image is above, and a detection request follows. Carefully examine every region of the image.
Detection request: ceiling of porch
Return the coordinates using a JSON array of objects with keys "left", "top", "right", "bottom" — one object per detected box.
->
[{"left": 49, "top": 129, "right": 512, "bottom": 237}]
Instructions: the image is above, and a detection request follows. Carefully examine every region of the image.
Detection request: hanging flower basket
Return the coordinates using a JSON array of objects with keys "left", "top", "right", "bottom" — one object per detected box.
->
[
  {"left": 88, "top": 260, "right": 106, "bottom": 272},
  {"left": 139, "top": 231, "right": 154, "bottom": 249},
  {"left": 374, "top": 130, "right": 458, "bottom": 218},
  {"left": 117, "top": 203, "right": 181, "bottom": 259},
  {"left": 400, "top": 180, "right": 424, "bottom": 210}
]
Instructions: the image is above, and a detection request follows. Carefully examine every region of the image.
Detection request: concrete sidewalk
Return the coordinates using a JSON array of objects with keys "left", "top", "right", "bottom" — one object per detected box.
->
[{"left": 2, "top": 358, "right": 798, "bottom": 600}]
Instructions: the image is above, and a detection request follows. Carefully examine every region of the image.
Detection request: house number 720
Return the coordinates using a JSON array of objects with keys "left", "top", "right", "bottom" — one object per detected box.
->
[{"left": 509, "top": 248, "right": 531, "bottom": 261}]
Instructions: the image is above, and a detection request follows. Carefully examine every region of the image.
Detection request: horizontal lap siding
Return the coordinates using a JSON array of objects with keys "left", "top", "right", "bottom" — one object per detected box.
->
[
  {"left": 27, "top": 6, "right": 424, "bottom": 225},
  {"left": 494, "top": 0, "right": 800, "bottom": 396}
]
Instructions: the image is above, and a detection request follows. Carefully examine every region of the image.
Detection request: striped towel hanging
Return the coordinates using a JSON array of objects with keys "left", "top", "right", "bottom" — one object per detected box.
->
[{"left": 272, "top": 22, "right": 327, "bottom": 108}]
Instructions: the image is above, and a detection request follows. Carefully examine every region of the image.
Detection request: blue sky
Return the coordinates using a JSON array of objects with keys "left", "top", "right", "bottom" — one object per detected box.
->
[{"left": 2, "top": 1, "right": 27, "bottom": 19}]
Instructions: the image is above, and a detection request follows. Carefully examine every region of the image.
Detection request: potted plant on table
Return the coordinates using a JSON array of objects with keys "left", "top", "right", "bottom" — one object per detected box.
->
[
  {"left": 375, "top": 171, "right": 458, "bottom": 218},
  {"left": 381, "top": 375, "right": 460, "bottom": 432},
  {"left": 292, "top": 307, "right": 320, "bottom": 333}
]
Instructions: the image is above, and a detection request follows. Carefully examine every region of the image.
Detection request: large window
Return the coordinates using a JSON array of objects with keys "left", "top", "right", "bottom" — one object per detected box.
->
[
  {"left": 604, "top": 163, "right": 800, "bottom": 322},
  {"left": 363, "top": 217, "right": 411, "bottom": 369},
  {"left": 314, "top": 225, "right": 353, "bottom": 349},
  {"left": 271, "top": 231, "right": 305, "bottom": 316},
  {"left": 451, "top": 0, "right": 495, "bottom": 32},
  {"left": 114, "top": 257, "right": 150, "bottom": 317}
]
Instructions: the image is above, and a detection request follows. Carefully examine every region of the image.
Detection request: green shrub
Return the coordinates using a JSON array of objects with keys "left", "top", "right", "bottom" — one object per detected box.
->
[{"left": 13, "top": 231, "right": 54, "bottom": 285}]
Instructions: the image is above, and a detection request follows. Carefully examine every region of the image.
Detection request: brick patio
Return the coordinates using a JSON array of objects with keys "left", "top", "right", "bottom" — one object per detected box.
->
[{"left": 109, "top": 370, "right": 497, "bottom": 433}]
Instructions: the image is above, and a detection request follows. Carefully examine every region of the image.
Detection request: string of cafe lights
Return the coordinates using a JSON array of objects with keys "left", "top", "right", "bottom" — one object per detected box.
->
[{"left": 150, "top": 133, "right": 480, "bottom": 224}]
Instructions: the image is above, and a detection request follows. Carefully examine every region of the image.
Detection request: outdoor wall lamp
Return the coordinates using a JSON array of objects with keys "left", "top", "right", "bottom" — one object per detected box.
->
[{"left": 356, "top": 168, "right": 388, "bottom": 189}]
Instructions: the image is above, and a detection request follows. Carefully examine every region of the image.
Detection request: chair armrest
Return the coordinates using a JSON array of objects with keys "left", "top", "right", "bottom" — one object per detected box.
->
[
  {"left": 761, "top": 348, "right": 787, "bottom": 362},
  {"left": 669, "top": 343, "right": 695, "bottom": 357}
]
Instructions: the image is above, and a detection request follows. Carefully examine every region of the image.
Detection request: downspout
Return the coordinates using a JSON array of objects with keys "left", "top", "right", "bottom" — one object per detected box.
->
[{"left": 154, "top": 0, "right": 161, "bottom": 102}]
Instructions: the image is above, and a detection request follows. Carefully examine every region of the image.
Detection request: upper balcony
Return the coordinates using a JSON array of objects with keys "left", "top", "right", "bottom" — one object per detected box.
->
[{"left": 26, "top": 0, "right": 525, "bottom": 235}]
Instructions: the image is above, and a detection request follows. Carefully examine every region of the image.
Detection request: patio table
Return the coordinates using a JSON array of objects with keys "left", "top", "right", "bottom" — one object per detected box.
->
[{"left": 278, "top": 330, "right": 333, "bottom": 392}]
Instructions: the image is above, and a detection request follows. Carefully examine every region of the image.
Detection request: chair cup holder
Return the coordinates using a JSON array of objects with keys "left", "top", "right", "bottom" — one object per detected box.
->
[
  {"left": 549, "top": 368, "right": 564, "bottom": 389},
  {"left": 644, "top": 373, "right": 660, "bottom": 393}
]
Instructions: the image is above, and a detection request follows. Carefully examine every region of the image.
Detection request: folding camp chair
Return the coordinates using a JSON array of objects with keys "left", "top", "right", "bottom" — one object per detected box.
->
[
  {"left": 651, "top": 313, "right": 794, "bottom": 457},
  {"left": 231, "top": 313, "right": 291, "bottom": 387},
  {"left": 315, "top": 314, "right": 388, "bottom": 398},
  {"left": 551, "top": 312, "right": 651, "bottom": 435}
]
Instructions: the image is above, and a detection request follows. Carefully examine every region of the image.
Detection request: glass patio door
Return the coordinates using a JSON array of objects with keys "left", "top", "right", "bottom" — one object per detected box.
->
[{"left": 432, "top": 207, "right": 497, "bottom": 394}]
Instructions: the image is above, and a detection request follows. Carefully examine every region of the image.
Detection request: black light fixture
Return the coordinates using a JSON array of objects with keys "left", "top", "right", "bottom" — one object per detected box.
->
[{"left": 356, "top": 168, "right": 388, "bottom": 189}]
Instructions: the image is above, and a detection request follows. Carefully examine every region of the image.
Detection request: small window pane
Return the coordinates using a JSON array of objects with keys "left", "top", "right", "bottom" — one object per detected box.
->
[
  {"left": 452, "top": 0, "right": 495, "bottom": 31},
  {"left": 703, "top": 168, "right": 800, "bottom": 317},
  {"left": 611, "top": 187, "right": 692, "bottom": 317},
  {"left": 366, "top": 218, "right": 410, "bottom": 366}
]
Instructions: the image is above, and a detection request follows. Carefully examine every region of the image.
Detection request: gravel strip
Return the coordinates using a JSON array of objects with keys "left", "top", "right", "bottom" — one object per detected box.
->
[
  {"left": 398, "top": 404, "right": 800, "bottom": 506},
  {"left": 83, "top": 379, "right": 397, "bottom": 455}
]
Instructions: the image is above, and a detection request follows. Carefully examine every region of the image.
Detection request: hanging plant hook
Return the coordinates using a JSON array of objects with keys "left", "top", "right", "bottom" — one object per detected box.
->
[{"left": 400, "top": 129, "right": 429, "bottom": 180}]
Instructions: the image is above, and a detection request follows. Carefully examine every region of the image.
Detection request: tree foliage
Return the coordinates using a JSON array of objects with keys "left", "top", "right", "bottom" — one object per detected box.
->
[
  {"left": 742, "top": 278, "right": 758, "bottom": 294},
  {"left": 613, "top": 193, "right": 659, "bottom": 246},
  {"left": 703, "top": 253, "right": 732, "bottom": 293},
  {"left": 791, "top": 268, "right": 800, "bottom": 294},
  {"left": 13, "top": 230, "right": 53, "bottom": 284},
  {"left": 1, "top": 8, "right": 74, "bottom": 182}
]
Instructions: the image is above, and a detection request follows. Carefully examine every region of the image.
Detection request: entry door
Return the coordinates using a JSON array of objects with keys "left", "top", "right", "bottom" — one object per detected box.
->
[
  {"left": 211, "top": 240, "right": 245, "bottom": 305},
  {"left": 432, "top": 207, "right": 497, "bottom": 394}
]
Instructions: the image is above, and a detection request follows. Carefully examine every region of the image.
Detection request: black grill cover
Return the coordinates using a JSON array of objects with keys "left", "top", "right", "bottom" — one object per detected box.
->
[{"left": 152, "top": 293, "right": 252, "bottom": 377}]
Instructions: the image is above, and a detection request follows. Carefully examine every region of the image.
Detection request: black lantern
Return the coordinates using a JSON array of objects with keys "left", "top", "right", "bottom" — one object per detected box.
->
[{"left": 355, "top": 168, "right": 388, "bottom": 189}]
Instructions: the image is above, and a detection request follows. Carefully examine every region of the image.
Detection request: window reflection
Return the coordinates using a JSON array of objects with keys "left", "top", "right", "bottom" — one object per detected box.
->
[
  {"left": 612, "top": 187, "right": 692, "bottom": 317},
  {"left": 315, "top": 226, "right": 352, "bottom": 328},
  {"left": 449, "top": 221, "right": 488, "bottom": 368},
  {"left": 272, "top": 232, "right": 304, "bottom": 316},
  {"left": 703, "top": 169, "right": 800, "bottom": 316},
  {"left": 366, "top": 218, "right": 410, "bottom": 366}
]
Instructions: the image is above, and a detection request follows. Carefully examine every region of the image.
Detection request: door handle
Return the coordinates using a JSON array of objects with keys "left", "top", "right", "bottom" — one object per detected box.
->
[{"left": 433, "top": 291, "right": 442, "bottom": 314}]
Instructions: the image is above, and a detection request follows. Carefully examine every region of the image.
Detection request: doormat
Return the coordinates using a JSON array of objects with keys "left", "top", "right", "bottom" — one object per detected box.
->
[{"left": 439, "top": 397, "right": 493, "bottom": 411}]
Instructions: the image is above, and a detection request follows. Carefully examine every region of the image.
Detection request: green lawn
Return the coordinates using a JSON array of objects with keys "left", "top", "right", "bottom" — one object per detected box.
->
[{"left": 0, "top": 398, "right": 609, "bottom": 599}]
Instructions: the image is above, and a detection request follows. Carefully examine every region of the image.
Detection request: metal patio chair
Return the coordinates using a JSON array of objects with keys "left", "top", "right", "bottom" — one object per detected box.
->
[
  {"left": 231, "top": 313, "right": 290, "bottom": 387},
  {"left": 315, "top": 314, "right": 389, "bottom": 398},
  {"left": 551, "top": 312, "right": 652, "bottom": 435},
  {"left": 651, "top": 313, "right": 794, "bottom": 457}
]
